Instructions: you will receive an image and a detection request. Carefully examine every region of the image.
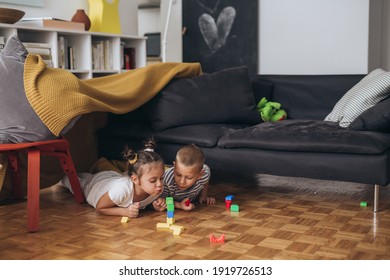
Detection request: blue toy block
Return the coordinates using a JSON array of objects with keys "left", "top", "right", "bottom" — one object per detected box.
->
[
  {"left": 225, "top": 195, "right": 234, "bottom": 201},
  {"left": 167, "top": 211, "right": 174, "bottom": 218}
]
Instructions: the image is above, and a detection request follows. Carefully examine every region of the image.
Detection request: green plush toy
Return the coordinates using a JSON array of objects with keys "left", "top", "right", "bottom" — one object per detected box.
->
[{"left": 257, "top": 97, "right": 287, "bottom": 122}]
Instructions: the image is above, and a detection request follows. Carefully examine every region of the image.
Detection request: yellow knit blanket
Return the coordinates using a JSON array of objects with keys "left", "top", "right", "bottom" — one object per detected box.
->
[
  {"left": 23, "top": 54, "right": 202, "bottom": 136},
  {"left": 0, "top": 55, "right": 201, "bottom": 192}
]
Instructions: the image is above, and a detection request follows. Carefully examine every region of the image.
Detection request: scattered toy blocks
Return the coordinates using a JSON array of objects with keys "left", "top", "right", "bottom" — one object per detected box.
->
[
  {"left": 121, "top": 216, "right": 130, "bottom": 223},
  {"left": 225, "top": 195, "right": 239, "bottom": 212}
]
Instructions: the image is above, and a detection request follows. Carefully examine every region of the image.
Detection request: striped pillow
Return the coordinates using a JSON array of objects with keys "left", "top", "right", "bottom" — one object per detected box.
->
[{"left": 325, "top": 68, "right": 390, "bottom": 127}]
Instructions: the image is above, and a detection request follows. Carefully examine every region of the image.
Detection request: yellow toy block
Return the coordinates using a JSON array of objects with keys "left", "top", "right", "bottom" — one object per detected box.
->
[
  {"left": 121, "top": 216, "right": 130, "bottom": 223},
  {"left": 170, "top": 225, "right": 184, "bottom": 236},
  {"left": 156, "top": 223, "right": 170, "bottom": 229},
  {"left": 166, "top": 217, "right": 175, "bottom": 225}
]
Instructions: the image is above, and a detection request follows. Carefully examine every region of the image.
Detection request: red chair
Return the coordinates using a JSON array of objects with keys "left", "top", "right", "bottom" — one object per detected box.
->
[{"left": 0, "top": 138, "right": 85, "bottom": 232}]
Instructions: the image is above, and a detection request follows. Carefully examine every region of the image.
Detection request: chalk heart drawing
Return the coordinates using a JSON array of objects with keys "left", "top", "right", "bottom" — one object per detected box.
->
[
  {"left": 198, "top": 6, "right": 236, "bottom": 54},
  {"left": 197, "top": 0, "right": 221, "bottom": 15}
]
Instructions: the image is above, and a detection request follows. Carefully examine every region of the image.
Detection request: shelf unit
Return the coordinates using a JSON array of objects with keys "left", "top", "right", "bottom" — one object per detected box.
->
[{"left": 0, "top": 23, "right": 146, "bottom": 79}]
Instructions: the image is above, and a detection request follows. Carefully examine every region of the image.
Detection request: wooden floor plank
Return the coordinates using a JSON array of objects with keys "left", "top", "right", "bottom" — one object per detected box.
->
[{"left": 1, "top": 171, "right": 389, "bottom": 260}]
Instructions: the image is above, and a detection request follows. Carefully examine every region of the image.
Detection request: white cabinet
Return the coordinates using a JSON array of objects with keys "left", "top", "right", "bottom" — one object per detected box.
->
[{"left": 0, "top": 23, "right": 146, "bottom": 79}]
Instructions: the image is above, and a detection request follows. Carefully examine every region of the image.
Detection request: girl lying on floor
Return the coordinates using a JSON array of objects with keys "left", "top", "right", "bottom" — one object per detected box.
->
[{"left": 61, "top": 140, "right": 166, "bottom": 217}]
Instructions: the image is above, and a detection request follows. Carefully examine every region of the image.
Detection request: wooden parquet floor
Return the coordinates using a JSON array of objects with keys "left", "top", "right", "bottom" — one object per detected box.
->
[{"left": 1, "top": 171, "right": 390, "bottom": 260}]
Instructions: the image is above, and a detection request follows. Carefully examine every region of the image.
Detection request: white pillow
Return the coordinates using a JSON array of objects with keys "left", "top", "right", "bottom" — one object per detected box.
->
[{"left": 325, "top": 68, "right": 390, "bottom": 127}]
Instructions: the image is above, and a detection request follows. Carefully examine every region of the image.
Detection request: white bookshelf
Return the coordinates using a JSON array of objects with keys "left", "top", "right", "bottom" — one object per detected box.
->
[{"left": 0, "top": 23, "right": 146, "bottom": 79}]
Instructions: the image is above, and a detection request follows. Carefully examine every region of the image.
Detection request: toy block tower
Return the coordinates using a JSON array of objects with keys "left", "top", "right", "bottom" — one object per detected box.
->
[
  {"left": 225, "top": 195, "right": 233, "bottom": 209},
  {"left": 166, "top": 196, "right": 175, "bottom": 225},
  {"left": 156, "top": 197, "right": 184, "bottom": 235}
]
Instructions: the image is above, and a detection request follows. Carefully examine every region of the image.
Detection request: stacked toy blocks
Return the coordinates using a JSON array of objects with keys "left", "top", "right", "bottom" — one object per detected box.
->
[
  {"left": 156, "top": 196, "right": 184, "bottom": 235},
  {"left": 166, "top": 196, "right": 175, "bottom": 225},
  {"left": 225, "top": 195, "right": 239, "bottom": 212}
]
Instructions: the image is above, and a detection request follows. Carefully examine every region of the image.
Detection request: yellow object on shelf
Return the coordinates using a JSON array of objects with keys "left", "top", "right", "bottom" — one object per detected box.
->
[{"left": 88, "top": 0, "right": 121, "bottom": 34}]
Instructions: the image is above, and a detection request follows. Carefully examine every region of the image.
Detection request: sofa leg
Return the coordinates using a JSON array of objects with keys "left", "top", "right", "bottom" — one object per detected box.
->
[{"left": 373, "top": 184, "right": 381, "bottom": 213}]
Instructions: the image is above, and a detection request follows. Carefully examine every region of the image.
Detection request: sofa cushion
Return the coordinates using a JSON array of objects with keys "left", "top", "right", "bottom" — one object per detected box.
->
[
  {"left": 325, "top": 68, "right": 390, "bottom": 127},
  {"left": 251, "top": 78, "right": 274, "bottom": 104},
  {"left": 256, "top": 75, "right": 364, "bottom": 120},
  {"left": 349, "top": 97, "right": 390, "bottom": 132},
  {"left": 0, "top": 35, "right": 56, "bottom": 143},
  {"left": 143, "top": 66, "right": 261, "bottom": 131},
  {"left": 218, "top": 120, "right": 390, "bottom": 154},
  {"left": 98, "top": 122, "right": 247, "bottom": 148}
]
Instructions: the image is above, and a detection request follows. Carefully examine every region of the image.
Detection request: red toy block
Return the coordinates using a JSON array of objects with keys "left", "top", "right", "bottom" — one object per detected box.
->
[{"left": 209, "top": 233, "right": 225, "bottom": 243}]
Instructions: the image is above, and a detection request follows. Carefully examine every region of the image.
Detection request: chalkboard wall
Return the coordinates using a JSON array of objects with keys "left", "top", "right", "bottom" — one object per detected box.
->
[{"left": 183, "top": 0, "right": 258, "bottom": 74}]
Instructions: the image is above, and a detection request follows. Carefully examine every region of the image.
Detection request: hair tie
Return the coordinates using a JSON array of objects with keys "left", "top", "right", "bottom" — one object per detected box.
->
[
  {"left": 144, "top": 148, "right": 154, "bottom": 152},
  {"left": 128, "top": 153, "right": 138, "bottom": 165}
]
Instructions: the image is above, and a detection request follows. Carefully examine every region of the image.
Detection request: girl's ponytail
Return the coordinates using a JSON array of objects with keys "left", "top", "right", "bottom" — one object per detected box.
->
[{"left": 122, "top": 138, "right": 163, "bottom": 177}]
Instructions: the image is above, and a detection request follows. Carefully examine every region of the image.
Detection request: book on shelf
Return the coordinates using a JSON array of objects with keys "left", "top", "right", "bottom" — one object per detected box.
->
[
  {"left": 22, "top": 42, "right": 52, "bottom": 49},
  {"left": 22, "top": 41, "right": 53, "bottom": 67},
  {"left": 58, "top": 36, "right": 68, "bottom": 69},
  {"left": 92, "top": 39, "right": 113, "bottom": 70},
  {"left": 24, "top": 47, "right": 51, "bottom": 56},
  {"left": 123, "top": 47, "right": 136, "bottom": 70},
  {"left": 17, "top": 18, "right": 85, "bottom": 31},
  {"left": 120, "top": 41, "right": 125, "bottom": 69},
  {"left": 0, "top": 36, "right": 5, "bottom": 50},
  {"left": 68, "top": 46, "right": 76, "bottom": 70}
]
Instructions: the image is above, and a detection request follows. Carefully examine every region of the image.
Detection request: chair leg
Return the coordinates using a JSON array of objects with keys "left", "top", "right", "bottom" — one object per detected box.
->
[
  {"left": 66, "top": 168, "right": 85, "bottom": 203},
  {"left": 7, "top": 152, "right": 24, "bottom": 199},
  {"left": 27, "top": 148, "right": 40, "bottom": 233},
  {"left": 50, "top": 152, "right": 85, "bottom": 203}
]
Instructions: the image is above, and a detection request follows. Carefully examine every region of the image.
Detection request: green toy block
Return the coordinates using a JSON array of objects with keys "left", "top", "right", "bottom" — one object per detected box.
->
[
  {"left": 360, "top": 201, "right": 368, "bottom": 207},
  {"left": 167, "top": 204, "right": 174, "bottom": 211},
  {"left": 230, "top": 204, "right": 239, "bottom": 212},
  {"left": 166, "top": 197, "right": 174, "bottom": 205}
]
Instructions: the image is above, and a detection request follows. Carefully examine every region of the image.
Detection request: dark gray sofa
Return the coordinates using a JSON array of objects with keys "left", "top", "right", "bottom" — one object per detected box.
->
[{"left": 97, "top": 67, "right": 390, "bottom": 212}]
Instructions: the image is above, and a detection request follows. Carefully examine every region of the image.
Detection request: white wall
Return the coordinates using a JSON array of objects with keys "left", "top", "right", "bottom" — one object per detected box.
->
[
  {"left": 138, "top": 7, "right": 160, "bottom": 36},
  {"left": 0, "top": 0, "right": 138, "bottom": 35},
  {"left": 160, "top": 0, "right": 181, "bottom": 62},
  {"left": 259, "top": 0, "right": 370, "bottom": 74}
]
